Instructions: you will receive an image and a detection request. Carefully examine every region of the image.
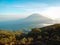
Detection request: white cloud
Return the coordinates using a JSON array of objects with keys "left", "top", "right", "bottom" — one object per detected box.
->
[
  {"left": 40, "top": 6, "right": 60, "bottom": 19},
  {"left": 12, "top": 3, "right": 48, "bottom": 8}
]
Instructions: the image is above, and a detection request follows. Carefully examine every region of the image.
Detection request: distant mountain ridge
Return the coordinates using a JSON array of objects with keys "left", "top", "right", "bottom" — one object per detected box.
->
[
  {"left": 0, "top": 13, "right": 53, "bottom": 31},
  {"left": 24, "top": 14, "right": 53, "bottom": 23}
]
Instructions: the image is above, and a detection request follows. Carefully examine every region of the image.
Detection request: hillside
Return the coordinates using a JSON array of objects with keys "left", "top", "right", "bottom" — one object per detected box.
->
[{"left": 0, "top": 24, "right": 60, "bottom": 45}]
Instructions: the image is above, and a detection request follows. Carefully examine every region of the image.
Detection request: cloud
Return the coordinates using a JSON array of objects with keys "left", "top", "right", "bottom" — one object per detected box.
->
[
  {"left": 40, "top": 6, "right": 60, "bottom": 19},
  {"left": 13, "top": 3, "right": 48, "bottom": 8}
]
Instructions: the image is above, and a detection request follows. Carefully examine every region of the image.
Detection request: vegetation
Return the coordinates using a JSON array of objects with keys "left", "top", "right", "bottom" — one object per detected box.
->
[{"left": 0, "top": 24, "right": 60, "bottom": 45}]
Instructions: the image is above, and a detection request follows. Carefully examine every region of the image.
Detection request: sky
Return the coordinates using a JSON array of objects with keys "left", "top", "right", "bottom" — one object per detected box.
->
[{"left": 0, "top": 0, "right": 60, "bottom": 21}]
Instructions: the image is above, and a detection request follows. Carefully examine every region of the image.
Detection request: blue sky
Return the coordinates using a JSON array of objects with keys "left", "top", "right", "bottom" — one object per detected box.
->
[{"left": 0, "top": 0, "right": 60, "bottom": 21}]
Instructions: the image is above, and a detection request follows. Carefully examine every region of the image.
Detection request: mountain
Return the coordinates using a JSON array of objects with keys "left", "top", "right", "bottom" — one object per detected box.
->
[
  {"left": 23, "top": 14, "right": 53, "bottom": 23},
  {"left": 0, "top": 13, "right": 53, "bottom": 31}
]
